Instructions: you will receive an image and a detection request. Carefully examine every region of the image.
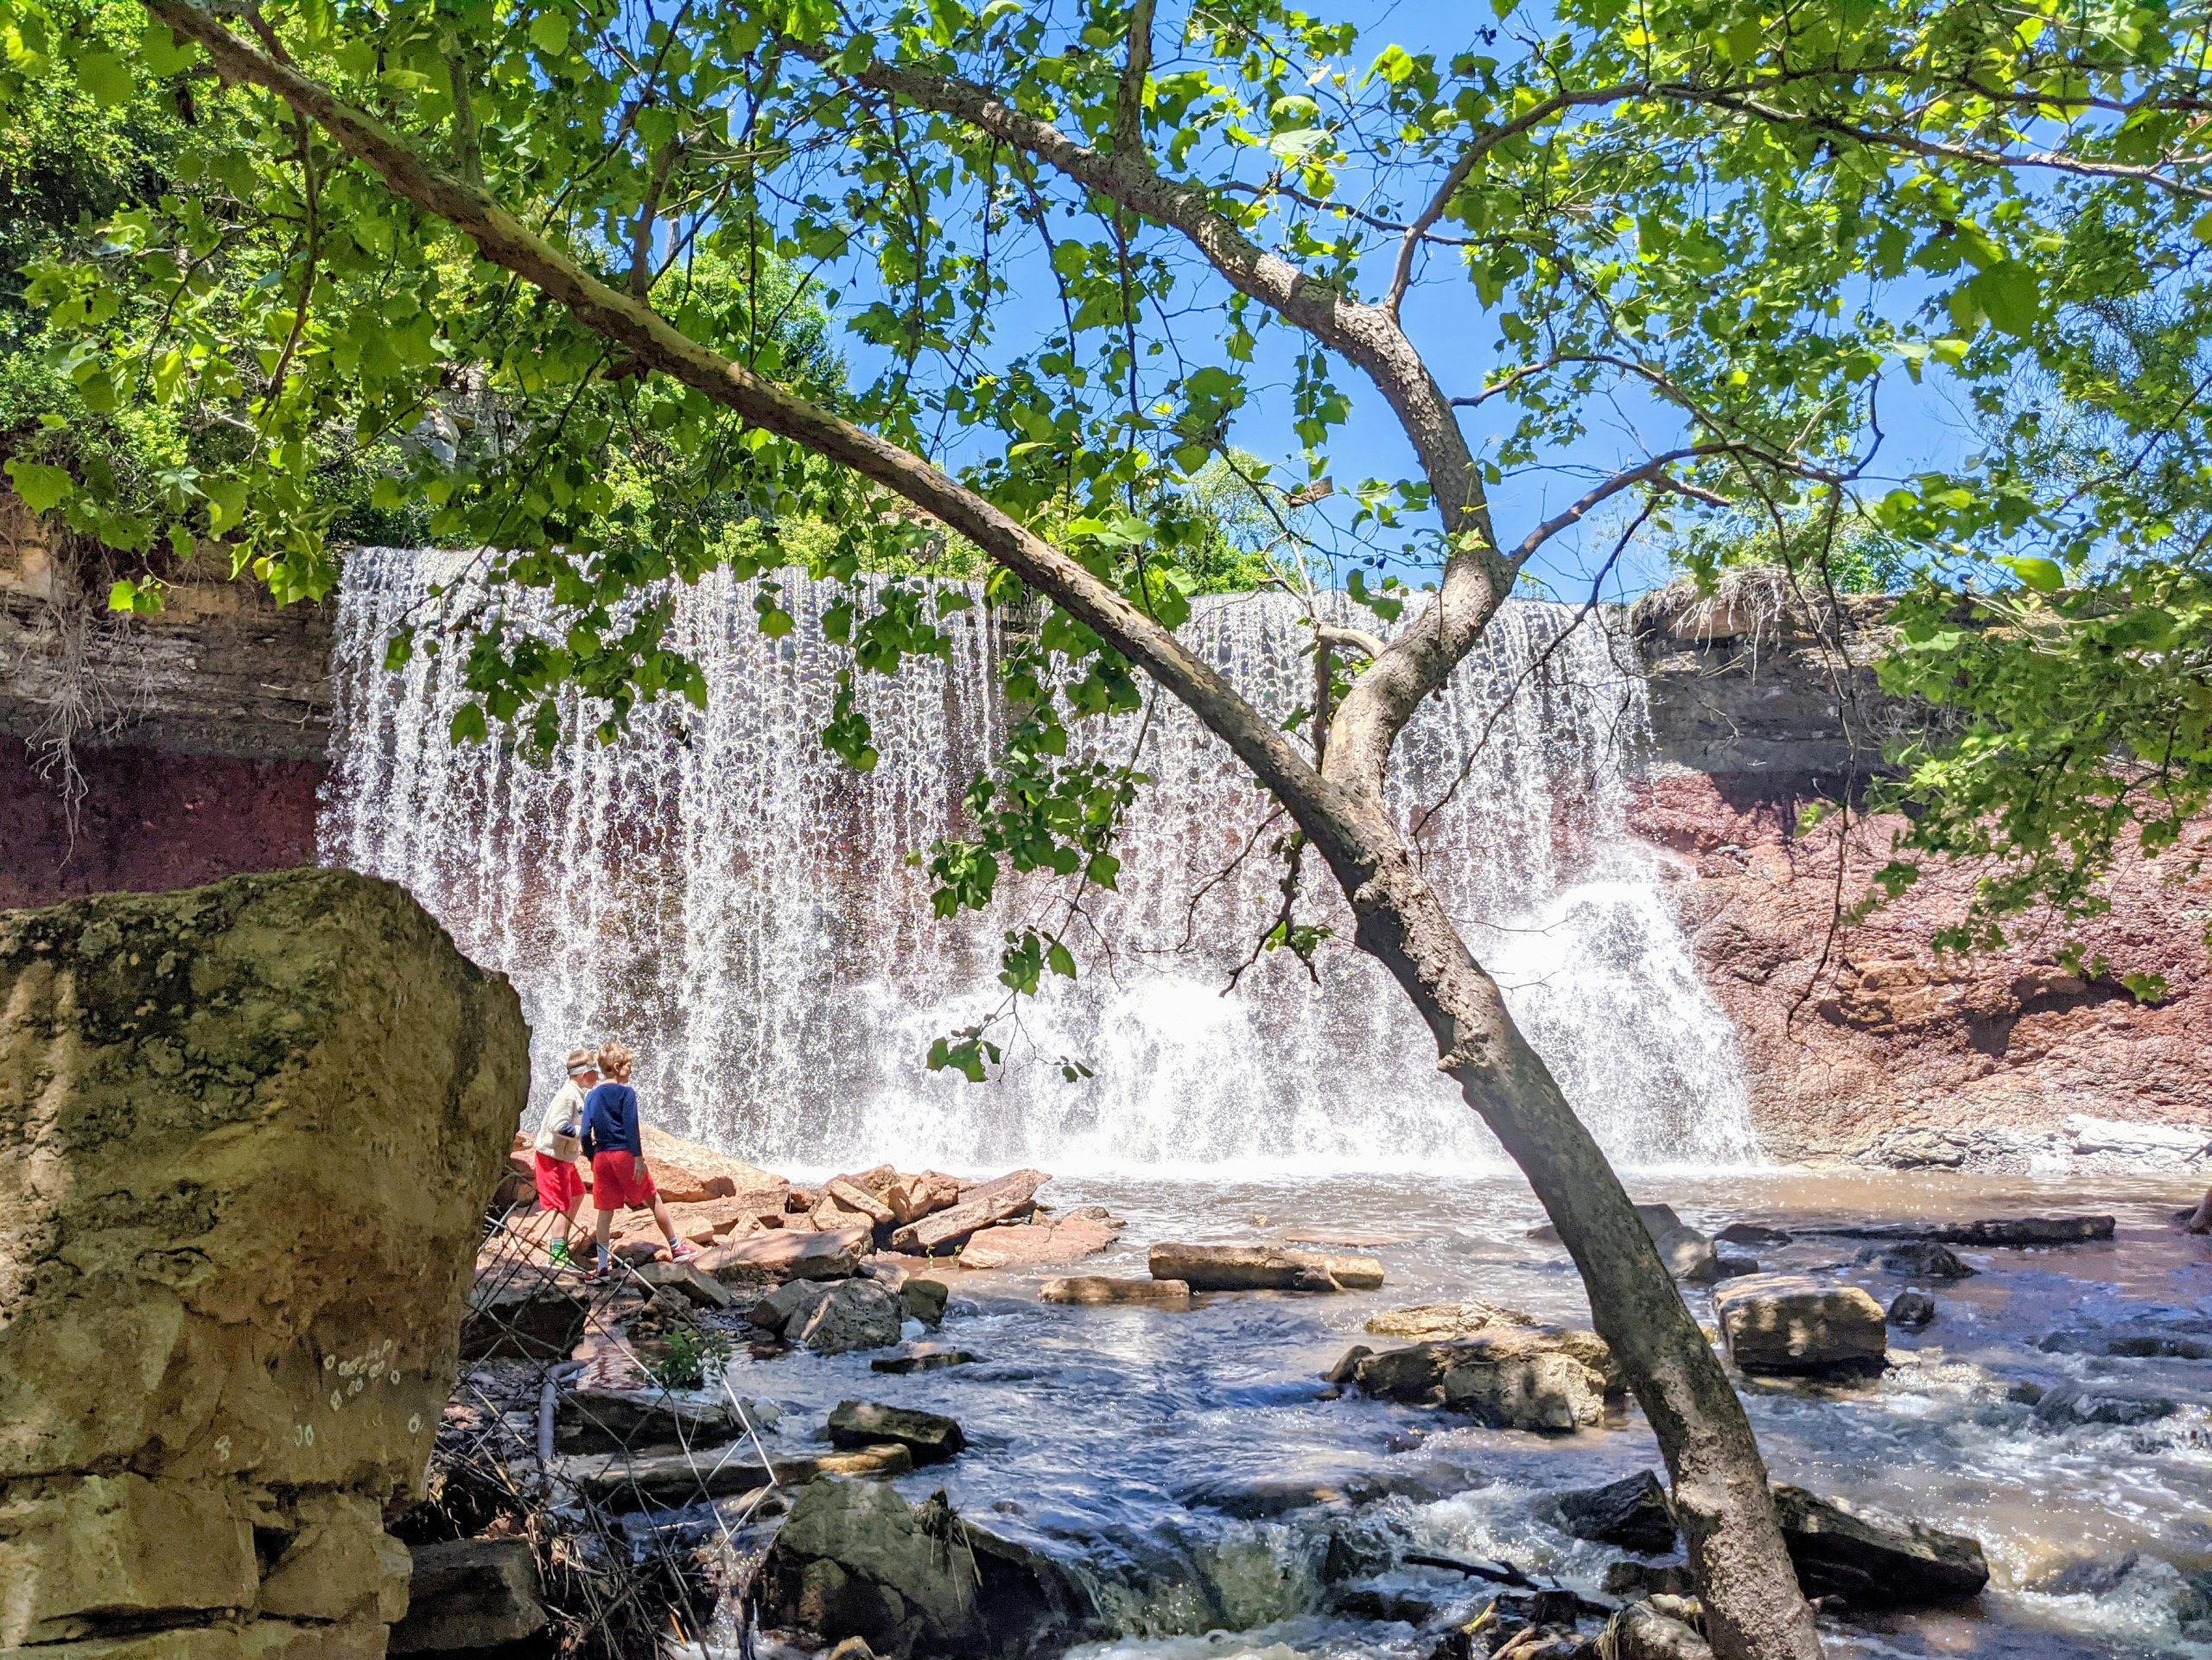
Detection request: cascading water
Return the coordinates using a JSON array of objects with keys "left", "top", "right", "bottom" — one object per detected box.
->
[{"left": 321, "top": 550, "right": 1758, "bottom": 1171}]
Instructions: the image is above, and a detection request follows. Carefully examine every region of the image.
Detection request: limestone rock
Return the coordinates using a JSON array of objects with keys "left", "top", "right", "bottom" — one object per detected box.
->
[
  {"left": 699, "top": 1227, "right": 868, "bottom": 1286},
  {"left": 552, "top": 1385, "right": 738, "bottom": 1455},
  {"left": 827, "top": 1402, "right": 966, "bottom": 1465},
  {"left": 890, "top": 1170, "right": 1050, "bottom": 1255},
  {"left": 1147, "top": 1243, "right": 1384, "bottom": 1292},
  {"left": 1556, "top": 1471, "right": 1677, "bottom": 1555},
  {"left": 758, "top": 1478, "right": 1097, "bottom": 1658},
  {"left": 638, "top": 1125, "right": 785, "bottom": 1206},
  {"left": 787, "top": 1279, "right": 906, "bottom": 1355},
  {"left": 1599, "top": 1601, "right": 1713, "bottom": 1660},
  {"left": 636, "top": 1259, "right": 735, "bottom": 1308},
  {"left": 1651, "top": 1224, "right": 1722, "bottom": 1284},
  {"left": 883, "top": 1173, "right": 963, "bottom": 1227},
  {"left": 0, "top": 872, "right": 524, "bottom": 1656},
  {"left": 1039, "top": 1275, "right": 1191, "bottom": 1306},
  {"left": 958, "top": 1214, "right": 1118, "bottom": 1269},
  {"left": 1712, "top": 1275, "right": 1886, "bottom": 1376},
  {"left": 460, "top": 1268, "right": 589, "bottom": 1360},
  {"left": 1771, "top": 1485, "right": 1989, "bottom": 1606},
  {"left": 1440, "top": 1352, "right": 1604, "bottom": 1431},
  {"left": 553, "top": 1443, "right": 912, "bottom": 1512},
  {"left": 387, "top": 1539, "right": 548, "bottom": 1653},
  {"left": 1363, "top": 1301, "right": 1533, "bottom": 1341},
  {"left": 900, "top": 1277, "right": 950, "bottom": 1327}
]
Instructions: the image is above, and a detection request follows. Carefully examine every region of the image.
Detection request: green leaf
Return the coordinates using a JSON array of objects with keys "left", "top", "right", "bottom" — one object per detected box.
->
[
  {"left": 1999, "top": 555, "right": 2064, "bottom": 593},
  {"left": 448, "top": 703, "right": 488, "bottom": 744},
  {"left": 74, "top": 52, "right": 132, "bottom": 108},
  {"left": 528, "top": 10, "right": 571, "bottom": 54},
  {"left": 1967, "top": 262, "right": 2039, "bottom": 338},
  {"left": 5, "top": 461, "right": 73, "bottom": 513}
]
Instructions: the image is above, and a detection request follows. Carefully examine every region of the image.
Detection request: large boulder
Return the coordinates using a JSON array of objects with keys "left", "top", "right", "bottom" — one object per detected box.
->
[
  {"left": 1039, "top": 1275, "right": 1190, "bottom": 1306},
  {"left": 957, "top": 1212, "right": 1120, "bottom": 1269},
  {"left": 889, "top": 1170, "right": 1050, "bottom": 1255},
  {"left": 827, "top": 1401, "right": 966, "bottom": 1465},
  {"left": 758, "top": 1478, "right": 1098, "bottom": 1657},
  {"left": 0, "top": 872, "right": 524, "bottom": 1658},
  {"left": 699, "top": 1226, "right": 869, "bottom": 1286},
  {"left": 1336, "top": 1331, "right": 1615, "bottom": 1429},
  {"left": 1771, "top": 1485, "right": 1989, "bottom": 1607},
  {"left": 1712, "top": 1275, "right": 1887, "bottom": 1376},
  {"left": 1555, "top": 1471, "right": 1677, "bottom": 1555},
  {"left": 1148, "top": 1243, "right": 1385, "bottom": 1291},
  {"left": 551, "top": 1384, "right": 740, "bottom": 1455},
  {"left": 388, "top": 1539, "right": 548, "bottom": 1654},
  {"left": 756, "top": 1278, "right": 906, "bottom": 1354}
]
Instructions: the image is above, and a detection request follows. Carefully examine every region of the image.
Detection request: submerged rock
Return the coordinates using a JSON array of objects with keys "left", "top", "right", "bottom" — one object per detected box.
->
[
  {"left": 1040, "top": 1275, "right": 1192, "bottom": 1305},
  {"left": 1886, "top": 1290, "right": 1938, "bottom": 1331},
  {"left": 758, "top": 1479, "right": 1099, "bottom": 1657},
  {"left": 1555, "top": 1470, "right": 1677, "bottom": 1555},
  {"left": 1149, "top": 1243, "right": 1385, "bottom": 1291},
  {"left": 827, "top": 1401, "right": 967, "bottom": 1465},
  {"left": 2037, "top": 1324, "right": 2212, "bottom": 1360},
  {"left": 1715, "top": 1221, "right": 1790, "bottom": 1248},
  {"left": 1861, "top": 1240, "right": 1975, "bottom": 1281},
  {"left": 1772, "top": 1484, "right": 1989, "bottom": 1606},
  {"left": 0, "top": 871, "right": 524, "bottom": 1657},
  {"left": 871, "top": 1348, "right": 981, "bottom": 1375},
  {"left": 1712, "top": 1275, "right": 1886, "bottom": 1376},
  {"left": 2032, "top": 1381, "right": 2179, "bottom": 1428},
  {"left": 389, "top": 1539, "right": 548, "bottom": 1654}
]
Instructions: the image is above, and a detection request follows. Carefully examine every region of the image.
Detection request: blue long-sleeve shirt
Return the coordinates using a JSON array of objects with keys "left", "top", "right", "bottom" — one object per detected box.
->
[{"left": 581, "top": 1083, "right": 642, "bottom": 1159}]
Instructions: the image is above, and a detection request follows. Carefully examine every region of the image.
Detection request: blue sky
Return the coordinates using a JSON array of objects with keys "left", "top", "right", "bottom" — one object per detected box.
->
[{"left": 811, "top": 0, "right": 1983, "bottom": 601}]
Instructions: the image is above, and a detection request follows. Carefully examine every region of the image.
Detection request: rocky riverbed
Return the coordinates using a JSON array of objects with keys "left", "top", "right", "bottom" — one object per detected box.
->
[{"left": 422, "top": 1160, "right": 2212, "bottom": 1660}]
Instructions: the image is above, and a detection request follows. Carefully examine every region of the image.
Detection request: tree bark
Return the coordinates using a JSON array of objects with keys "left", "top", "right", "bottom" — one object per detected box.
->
[{"left": 144, "top": 8, "right": 1821, "bottom": 1655}]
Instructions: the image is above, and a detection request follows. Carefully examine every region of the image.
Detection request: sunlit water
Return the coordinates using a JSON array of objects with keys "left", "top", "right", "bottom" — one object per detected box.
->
[
  {"left": 323, "top": 556, "right": 1756, "bottom": 1173},
  {"left": 715, "top": 1172, "right": 2212, "bottom": 1660}
]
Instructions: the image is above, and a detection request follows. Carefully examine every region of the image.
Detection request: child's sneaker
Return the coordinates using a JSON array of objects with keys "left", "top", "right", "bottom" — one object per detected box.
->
[
  {"left": 670, "top": 1239, "right": 701, "bottom": 1263},
  {"left": 548, "top": 1240, "right": 572, "bottom": 1269}
]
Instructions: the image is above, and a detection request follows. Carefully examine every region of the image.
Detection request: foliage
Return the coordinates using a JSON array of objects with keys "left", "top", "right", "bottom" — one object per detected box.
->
[
  {"left": 9, "top": 0, "right": 2212, "bottom": 1011},
  {"left": 644, "top": 1324, "right": 733, "bottom": 1390}
]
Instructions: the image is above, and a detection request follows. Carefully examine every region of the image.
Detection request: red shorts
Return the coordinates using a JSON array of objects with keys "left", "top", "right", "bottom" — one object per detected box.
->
[
  {"left": 534, "top": 1153, "right": 585, "bottom": 1212},
  {"left": 590, "top": 1150, "right": 658, "bottom": 1211}
]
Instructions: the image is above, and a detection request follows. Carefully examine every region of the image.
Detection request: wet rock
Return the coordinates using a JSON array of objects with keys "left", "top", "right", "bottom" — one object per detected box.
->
[
  {"left": 1599, "top": 1601, "right": 1713, "bottom": 1660},
  {"left": 871, "top": 1349, "right": 981, "bottom": 1375},
  {"left": 389, "top": 1538, "right": 548, "bottom": 1654},
  {"left": 1555, "top": 1471, "right": 1677, "bottom": 1555},
  {"left": 2038, "top": 1324, "right": 2212, "bottom": 1360},
  {"left": 1331, "top": 1586, "right": 1440, "bottom": 1624},
  {"left": 766, "top": 1279, "right": 906, "bottom": 1355},
  {"left": 1822, "top": 1214, "right": 2115, "bottom": 1247},
  {"left": 1148, "top": 1243, "right": 1385, "bottom": 1291},
  {"left": 958, "top": 1214, "right": 1119, "bottom": 1269},
  {"left": 901, "top": 1277, "right": 950, "bottom": 1326},
  {"left": 1886, "top": 1290, "right": 1938, "bottom": 1330},
  {"left": 0, "top": 873, "right": 524, "bottom": 1657},
  {"left": 1859, "top": 1240, "right": 1975, "bottom": 1281},
  {"left": 1040, "top": 1275, "right": 1192, "bottom": 1305},
  {"left": 699, "top": 1227, "right": 869, "bottom": 1286},
  {"left": 1771, "top": 1484, "right": 1989, "bottom": 1606},
  {"left": 2031, "top": 1381, "right": 2179, "bottom": 1428},
  {"left": 758, "top": 1479, "right": 1098, "bottom": 1658},
  {"left": 552, "top": 1385, "right": 738, "bottom": 1455},
  {"left": 1652, "top": 1224, "right": 1722, "bottom": 1284},
  {"left": 827, "top": 1401, "right": 966, "bottom": 1466},
  {"left": 1712, "top": 1275, "right": 1886, "bottom": 1376},
  {"left": 461, "top": 1269, "right": 591, "bottom": 1361},
  {"left": 2006, "top": 1379, "right": 2047, "bottom": 1406},
  {"left": 890, "top": 1170, "right": 1051, "bottom": 1255},
  {"left": 553, "top": 1442, "right": 912, "bottom": 1511},
  {"left": 1340, "top": 1332, "right": 1613, "bottom": 1429},
  {"left": 1605, "top": 1560, "right": 1698, "bottom": 1600},
  {"left": 1363, "top": 1301, "right": 1535, "bottom": 1340},
  {"left": 1715, "top": 1222, "right": 1790, "bottom": 1248},
  {"left": 1441, "top": 1352, "right": 1603, "bottom": 1431}
]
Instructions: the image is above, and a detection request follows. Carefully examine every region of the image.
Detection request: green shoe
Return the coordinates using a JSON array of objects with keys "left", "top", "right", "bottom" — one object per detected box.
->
[{"left": 548, "top": 1240, "right": 572, "bottom": 1268}]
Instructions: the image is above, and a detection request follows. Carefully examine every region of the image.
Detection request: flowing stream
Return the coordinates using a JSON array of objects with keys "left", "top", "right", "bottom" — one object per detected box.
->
[{"left": 322, "top": 550, "right": 1754, "bottom": 1173}]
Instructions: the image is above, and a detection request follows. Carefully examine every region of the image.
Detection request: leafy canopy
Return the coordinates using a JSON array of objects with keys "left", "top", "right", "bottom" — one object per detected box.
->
[{"left": 6, "top": 0, "right": 2212, "bottom": 998}]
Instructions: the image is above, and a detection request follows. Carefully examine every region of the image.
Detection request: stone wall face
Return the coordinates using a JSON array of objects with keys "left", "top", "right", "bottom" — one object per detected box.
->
[
  {"left": 1633, "top": 598, "right": 2212, "bottom": 1164},
  {"left": 0, "top": 869, "right": 529, "bottom": 1657}
]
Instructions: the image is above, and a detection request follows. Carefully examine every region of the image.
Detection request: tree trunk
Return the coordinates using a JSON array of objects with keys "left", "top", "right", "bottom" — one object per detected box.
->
[{"left": 1330, "top": 828, "right": 1823, "bottom": 1660}]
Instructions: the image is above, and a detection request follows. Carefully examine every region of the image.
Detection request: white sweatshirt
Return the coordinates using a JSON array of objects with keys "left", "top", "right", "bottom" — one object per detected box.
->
[{"left": 534, "top": 1078, "right": 587, "bottom": 1161}]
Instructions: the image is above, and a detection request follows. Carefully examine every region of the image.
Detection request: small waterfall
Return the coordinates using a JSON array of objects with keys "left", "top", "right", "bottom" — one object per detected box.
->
[{"left": 321, "top": 551, "right": 1758, "bottom": 1171}]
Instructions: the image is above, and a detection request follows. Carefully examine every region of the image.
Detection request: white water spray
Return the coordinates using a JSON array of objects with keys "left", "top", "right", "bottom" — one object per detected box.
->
[{"left": 321, "top": 553, "right": 1757, "bottom": 1171}]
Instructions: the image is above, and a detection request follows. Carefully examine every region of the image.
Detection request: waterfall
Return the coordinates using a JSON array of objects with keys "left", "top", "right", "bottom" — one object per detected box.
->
[{"left": 321, "top": 550, "right": 1758, "bottom": 1172}]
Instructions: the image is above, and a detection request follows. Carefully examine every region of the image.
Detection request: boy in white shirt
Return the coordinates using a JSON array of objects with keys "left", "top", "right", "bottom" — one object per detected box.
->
[{"left": 532, "top": 1048, "right": 598, "bottom": 1268}]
